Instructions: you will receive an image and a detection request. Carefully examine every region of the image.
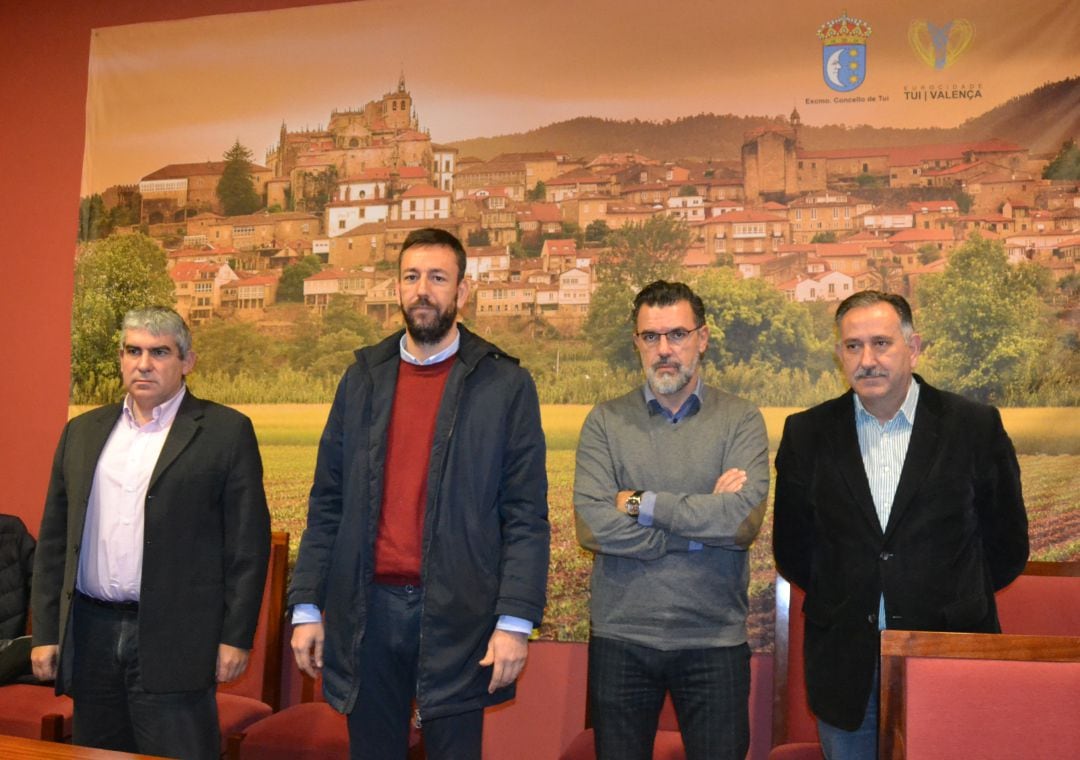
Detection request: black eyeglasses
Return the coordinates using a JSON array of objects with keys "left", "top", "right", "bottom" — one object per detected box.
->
[{"left": 634, "top": 325, "right": 704, "bottom": 347}]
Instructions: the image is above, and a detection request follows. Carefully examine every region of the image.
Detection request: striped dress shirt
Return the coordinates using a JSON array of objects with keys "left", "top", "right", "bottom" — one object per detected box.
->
[{"left": 854, "top": 378, "right": 920, "bottom": 628}]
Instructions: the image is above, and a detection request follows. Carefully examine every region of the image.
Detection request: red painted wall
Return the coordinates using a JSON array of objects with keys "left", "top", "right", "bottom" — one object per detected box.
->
[{"left": 0, "top": 0, "right": 338, "bottom": 537}]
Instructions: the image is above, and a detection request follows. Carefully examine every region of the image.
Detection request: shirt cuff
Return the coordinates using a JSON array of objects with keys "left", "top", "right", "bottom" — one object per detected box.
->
[
  {"left": 636, "top": 491, "right": 658, "bottom": 526},
  {"left": 291, "top": 603, "right": 322, "bottom": 625},
  {"left": 688, "top": 541, "right": 703, "bottom": 551},
  {"left": 496, "top": 615, "right": 534, "bottom": 635}
]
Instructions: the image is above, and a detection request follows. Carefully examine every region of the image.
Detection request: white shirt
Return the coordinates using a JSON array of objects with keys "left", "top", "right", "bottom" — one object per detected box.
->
[
  {"left": 76, "top": 387, "right": 187, "bottom": 602},
  {"left": 853, "top": 378, "right": 919, "bottom": 627}
]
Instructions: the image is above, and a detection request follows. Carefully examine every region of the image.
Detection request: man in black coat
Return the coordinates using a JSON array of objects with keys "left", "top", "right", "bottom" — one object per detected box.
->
[
  {"left": 31, "top": 307, "right": 270, "bottom": 760},
  {"left": 773, "top": 290, "right": 1028, "bottom": 760},
  {"left": 289, "top": 228, "right": 549, "bottom": 760}
]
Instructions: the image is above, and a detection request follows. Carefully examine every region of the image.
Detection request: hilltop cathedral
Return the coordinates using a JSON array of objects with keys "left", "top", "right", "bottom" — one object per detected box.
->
[{"left": 263, "top": 74, "right": 437, "bottom": 209}]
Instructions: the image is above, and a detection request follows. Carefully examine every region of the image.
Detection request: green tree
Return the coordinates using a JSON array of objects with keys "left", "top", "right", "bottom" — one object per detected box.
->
[
  {"left": 467, "top": 228, "right": 492, "bottom": 246},
  {"left": 216, "top": 140, "right": 262, "bottom": 216},
  {"left": 678, "top": 185, "right": 698, "bottom": 196},
  {"left": 322, "top": 294, "right": 381, "bottom": 341},
  {"left": 191, "top": 319, "right": 275, "bottom": 379},
  {"left": 810, "top": 231, "right": 838, "bottom": 243},
  {"left": 77, "top": 194, "right": 107, "bottom": 242},
  {"left": 582, "top": 280, "right": 641, "bottom": 369},
  {"left": 301, "top": 166, "right": 339, "bottom": 216},
  {"left": 278, "top": 255, "right": 323, "bottom": 302},
  {"left": 585, "top": 219, "right": 611, "bottom": 244},
  {"left": 951, "top": 188, "right": 975, "bottom": 214},
  {"left": 585, "top": 215, "right": 692, "bottom": 368},
  {"left": 1058, "top": 272, "right": 1080, "bottom": 302},
  {"left": 596, "top": 215, "right": 690, "bottom": 289},
  {"left": 692, "top": 267, "right": 823, "bottom": 371},
  {"left": 916, "top": 234, "right": 1051, "bottom": 403},
  {"left": 526, "top": 181, "right": 547, "bottom": 201},
  {"left": 70, "top": 233, "right": 175, "bottom": 402},
  {"left": 917, "top": 244, "right": 942, "bottom": 265},
  {"left": 1043, "top": 140, "right": 1080, "bottom": 180}
]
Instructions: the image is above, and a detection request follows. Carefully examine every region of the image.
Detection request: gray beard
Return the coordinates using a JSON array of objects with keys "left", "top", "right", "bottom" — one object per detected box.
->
[{"left": 645, "top": 358, "right": 696, "bottom": 397}]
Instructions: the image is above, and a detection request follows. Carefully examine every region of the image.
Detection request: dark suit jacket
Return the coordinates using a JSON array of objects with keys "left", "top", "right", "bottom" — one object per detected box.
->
[
  {"left": 772, "top": 377, "right": 1028, "bottom": 730},
  {"left": 31, "top": 390, "right": 270, "bottom": 694}
]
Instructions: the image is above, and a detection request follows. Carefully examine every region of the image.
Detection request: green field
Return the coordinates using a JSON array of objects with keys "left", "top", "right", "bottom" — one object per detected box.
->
[{"left": 230, "top": 403, "right": 1079, "bottom": 647}]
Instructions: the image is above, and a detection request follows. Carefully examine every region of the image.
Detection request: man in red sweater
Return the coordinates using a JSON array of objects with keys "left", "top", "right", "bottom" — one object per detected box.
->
[{"left": 289, "top": 228, "right": 550, "bottom": 760}]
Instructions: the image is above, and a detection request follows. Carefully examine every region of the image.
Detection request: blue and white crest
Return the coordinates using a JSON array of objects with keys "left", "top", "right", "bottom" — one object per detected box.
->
[
  {"left": 817, "top": 12, "right": 871, "bottom": 92},
  {"left": 822, "top": 44, "right": 866, "bottom": 92}
]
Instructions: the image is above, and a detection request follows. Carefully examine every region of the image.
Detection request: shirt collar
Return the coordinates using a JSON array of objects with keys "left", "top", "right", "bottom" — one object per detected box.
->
[
  {"left": 122, "top": 385, "right": 187, "bottom": 429},
  {"left": 399, "top": 330, "right": 460, "bottom": 366},
  {"left": 644, "top": 376, "right": 704, "bottom": 423},
  {"left": 854, "top": 376, "right": 920, "bottom": 426}
]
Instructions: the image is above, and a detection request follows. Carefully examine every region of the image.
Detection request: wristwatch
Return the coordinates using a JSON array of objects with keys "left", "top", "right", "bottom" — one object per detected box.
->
[{"left": 625, "top": 490, "right": 645, "bottom": 517}]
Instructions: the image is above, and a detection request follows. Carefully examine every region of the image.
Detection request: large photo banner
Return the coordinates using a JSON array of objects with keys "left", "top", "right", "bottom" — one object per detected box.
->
[{"left": 77, "top": 0, "right": 1079, "bottom": 646}]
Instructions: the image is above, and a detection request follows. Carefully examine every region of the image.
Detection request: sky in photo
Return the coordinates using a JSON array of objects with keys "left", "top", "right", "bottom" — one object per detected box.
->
[{"left": 81, "top": 0, "right": 1080, "bottom": 193}]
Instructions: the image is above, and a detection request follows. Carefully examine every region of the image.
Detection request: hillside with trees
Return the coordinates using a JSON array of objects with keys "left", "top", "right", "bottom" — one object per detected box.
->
[{"left": 448, "top": 77, "right": 1080, "bottom": 161}]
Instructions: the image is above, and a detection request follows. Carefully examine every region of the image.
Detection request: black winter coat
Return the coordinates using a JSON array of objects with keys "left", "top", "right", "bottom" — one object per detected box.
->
[
  {"left": 288, "top": 326, "right": 549, "bottom": 720},
  {"left": 0, "top": 515, "right": 34, "bottom": 639}
]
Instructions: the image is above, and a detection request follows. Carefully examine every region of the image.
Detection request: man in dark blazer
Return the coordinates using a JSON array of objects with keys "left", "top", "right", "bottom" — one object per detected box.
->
[
  {"left": 31, "top": 307, "right": 270, "bottom": 760},
  {"left": 773, "top": 290, "right": 1028, "bottom": 760}
]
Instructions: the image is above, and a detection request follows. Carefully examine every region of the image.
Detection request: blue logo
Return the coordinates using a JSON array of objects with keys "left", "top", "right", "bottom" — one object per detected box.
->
[
  {"left": 822, "top": 45, "right": 866, "bottom": 92},
  {"left": 818, "top": 13, "right": 872, "bottom": 92}
]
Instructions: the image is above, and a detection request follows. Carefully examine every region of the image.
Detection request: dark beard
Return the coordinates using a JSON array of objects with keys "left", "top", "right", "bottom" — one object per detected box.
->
[{"left": 402, "top": 298, "right": 458, "bottom": 346}]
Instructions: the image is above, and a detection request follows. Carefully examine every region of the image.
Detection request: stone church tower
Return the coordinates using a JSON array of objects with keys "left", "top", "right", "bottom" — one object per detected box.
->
[{"left": 741, "top": 109, "right": 802, "bottom": 202}]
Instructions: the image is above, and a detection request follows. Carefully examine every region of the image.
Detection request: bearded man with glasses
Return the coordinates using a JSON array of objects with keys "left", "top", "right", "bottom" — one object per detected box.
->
[{"left": 574, "top": 280, "right": 769, "bottom": 760}]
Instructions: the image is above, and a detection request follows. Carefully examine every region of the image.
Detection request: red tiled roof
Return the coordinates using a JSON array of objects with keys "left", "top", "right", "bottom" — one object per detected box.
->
[
  {"left": 399, "top": 184, "right": 450, "bottom": 198},
  {"left": 710, "top": 210, "right": 786, "bottom": 223},
  {"left": 304, "top": 268, "right": 350, "bottom": 282},
  {"left": 815, "top": 243, "right": 869, "bottom": 258},
  {"left": 141, "top": 160, "right": 269, "bottom": 181},
  {"left": 887, "top": 228, "right": 957, "bottom": 243}
]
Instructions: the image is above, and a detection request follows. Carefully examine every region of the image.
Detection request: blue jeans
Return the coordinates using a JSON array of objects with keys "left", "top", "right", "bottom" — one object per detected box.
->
[
  {"left": 346, "top": 583, "right": 483, "bottom": 760},
  {"left": 816, "top": 665, "right": 879, "bottom": 760},
  {"left": 588, "top": 635, "right": 750, "bottom": 760}
]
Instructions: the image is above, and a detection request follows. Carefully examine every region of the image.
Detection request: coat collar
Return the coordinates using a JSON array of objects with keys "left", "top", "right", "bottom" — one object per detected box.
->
[
  {"left": 828, "top": 375, "right": 944, "bottom": 539},
  {"left": 358, "top": 323, "right": 519, "bottom": 372},
  {"left": 883, "top": 376, "right": 943, "bottom": 539},
  {"left": 149, "top": 389, "right": 204, "bottom": 490}
]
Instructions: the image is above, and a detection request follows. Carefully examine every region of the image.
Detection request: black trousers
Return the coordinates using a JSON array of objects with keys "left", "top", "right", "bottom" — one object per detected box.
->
[
  {"left": 588, "top": 635, "right": 751, "bottom": 760},
  {"left": 346, "top": 583, "right": 484, "bottom": 760},
  {"left": 71, "top": 593, "right": 219, "bottom": 760}
]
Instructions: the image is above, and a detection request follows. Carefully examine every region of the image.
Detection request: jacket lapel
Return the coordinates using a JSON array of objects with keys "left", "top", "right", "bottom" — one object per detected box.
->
[
  {"left": 830, "top": 393, "right": 885, "bottom": 537},
  {"left": 883, "top": 381, "right": 942, "bottom": 540},
  {"left": 149, "top": 391, "right": 202, "bottom": 491},
  {"left": 74, "top": 406, "right": 124, "bottom": 508}
]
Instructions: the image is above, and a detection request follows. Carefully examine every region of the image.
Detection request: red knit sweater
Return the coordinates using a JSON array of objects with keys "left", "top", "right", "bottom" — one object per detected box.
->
[{"left": 373, "top": 356, "right": 455, "bottom": 584}]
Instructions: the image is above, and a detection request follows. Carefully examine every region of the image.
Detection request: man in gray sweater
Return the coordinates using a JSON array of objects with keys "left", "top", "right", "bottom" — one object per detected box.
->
[{"left": 574, "top": 280, "right": 769, "bottom": 760}]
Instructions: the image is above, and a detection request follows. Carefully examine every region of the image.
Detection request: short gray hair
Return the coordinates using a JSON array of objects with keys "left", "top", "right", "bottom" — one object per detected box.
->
[
  {"left": 121, "top": 307, "right": 193, "bottom": 358},
  {"left": 835, "top": 290, "right": 915, "bottom": 339}
]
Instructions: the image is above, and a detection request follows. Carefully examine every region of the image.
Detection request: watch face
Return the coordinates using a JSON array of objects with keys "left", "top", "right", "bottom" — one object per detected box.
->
[{"left": 626, "top": 495, "right": 641, "bottom": 516}]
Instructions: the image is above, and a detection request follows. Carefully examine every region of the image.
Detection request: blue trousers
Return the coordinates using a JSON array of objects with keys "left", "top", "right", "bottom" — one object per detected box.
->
[
  {"left": 816, "top": 664, "right": 880, "bottom": 760},
  {"left": 588, "top": 635, "right": 750, "bottom": 760},
  {"left": 71, "top": 592, "right": 219, "bottom": 760},
  {"left": 346, "top": 583, "right": 483, "bottom": 760}
]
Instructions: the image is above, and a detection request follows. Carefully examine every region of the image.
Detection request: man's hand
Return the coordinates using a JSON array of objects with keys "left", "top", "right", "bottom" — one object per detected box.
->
[
  {"left": 713, "top": 468, "right": 747, "bottom": 494},
  {"left": 31, "top": 645, "right": 58, "bottom": 682},
  {"left": 291, "top": 621, "right": 325, "bottom": 678},
  {"left": 615, "top": 490, "right": 635, "bottom": 513},
  {"left": 216, "top": 643, "right": 251, "bottom": 683},
  {"left": 479, "top": 629, "right": 529, "bottom": 693}
]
